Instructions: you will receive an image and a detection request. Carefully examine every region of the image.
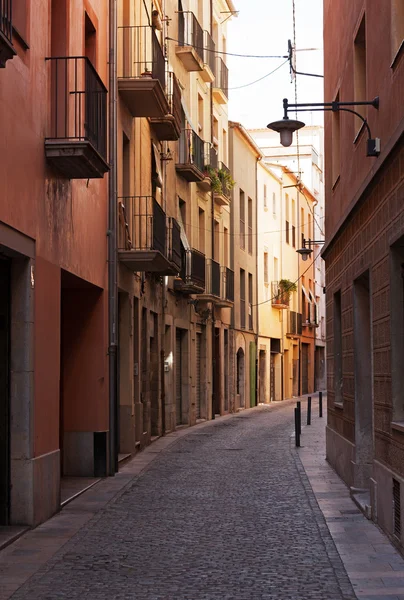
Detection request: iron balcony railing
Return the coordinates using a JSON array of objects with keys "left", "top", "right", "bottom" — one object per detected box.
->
[
  {"left": 203, "top": 30, "right": 215, "bottom": 75},
  {"left": 45, "top": 56, "right": 107, "bottom": 161},
  {"left": 1, "top": 0, "right": 12, "bottom": 42},
  {"left": 117, "top": 25, "right": 165, "bottom": 89},
  {"left": 215, "top": 57, "right": 228, "bottom": 98},
  {"left": 180, "top": 248, "right": 206, "bottom": 289},
  {"left": 167, "top": 70, "right": 181, "bottom": 124},
  {"left": 222, "top": 266, "right": 234, "bottom": 302},
  {"left": 208, "top": 145, "right": 218, "bottom": 169},
  {"left": 178, "top": 11, "right": 204, "bottom": 63},
  {"left": 178, "top": 128, "right": 205, "bottom": 173},
  {"left": 271, "top": 281, "right": 290, "bottom": 307},
  {"left": 118, "top": 196, "right": 166, "bottom": 256},
  {"left": 287, "top": 311, "right": 302, "bottom": 336},
  {"left": 206, "top": 259, "right": 221, "bottom": 297},
  {"left": 167, "top": 217, "right": 182, "bottom": 272}
]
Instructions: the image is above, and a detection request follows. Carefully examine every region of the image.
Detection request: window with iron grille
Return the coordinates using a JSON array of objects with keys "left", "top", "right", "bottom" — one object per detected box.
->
[
  {"left": 393, "top": 478, "right": 401, "bottom": 538},
  {"left": 240, "top": 190, "right": 245, "bottom": 250},
  {"left": 240, "top": 269, "right": 246, "bottom": 328},
  {"left": 248, "top": 197, "right": 253, "bottom": 254}
]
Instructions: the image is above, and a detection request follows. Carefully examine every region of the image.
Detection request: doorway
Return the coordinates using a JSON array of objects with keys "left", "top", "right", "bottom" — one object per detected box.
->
[
  {"left": 0, "top": 259, "right": 10, "bottom": 525},
  {"left": 301, "top": 343, "right": 309, "bottom": 395},
  {"left": 259, "top": 350, "right": 266, "bottom": 403},
  {"left": 213, "top": 327, "right": 221, "bottom": 416},
  {"left": 236, "top": 348, "right": 245, "bottom": 408},
  {"left": 195, "top": 332, "right": 202, "bottom": 420},
  {"left": 353, "top": 271, "right": 373, "bottom": 488}
]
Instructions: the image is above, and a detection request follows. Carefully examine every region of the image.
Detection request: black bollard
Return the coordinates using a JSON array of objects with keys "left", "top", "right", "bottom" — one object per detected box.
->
[
  {"left": 295, "top": 407, "right": 300, "bottom": 447},
  {"left": 319, "top": 391, "right": 323, "bottom": 418},
  {"left": 297, "top": 401, "right": 302, "bottom": 435},
  {"left": 307, "top": 396, "right": 312, "bottom": 425}
]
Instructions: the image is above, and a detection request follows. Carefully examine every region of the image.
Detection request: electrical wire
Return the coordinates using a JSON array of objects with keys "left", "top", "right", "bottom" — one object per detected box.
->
[
  {"left": 227, "top": 59, "right": 289, "bottom": 90},
  {"left": 165, "top": 36, "right": 286, "bottom": 59},
  {"left": 179, "top": 215, "right": 324, "bottom": 237},
  {"left": 252, "top": 252, "right": 320, "bottom": 307}
]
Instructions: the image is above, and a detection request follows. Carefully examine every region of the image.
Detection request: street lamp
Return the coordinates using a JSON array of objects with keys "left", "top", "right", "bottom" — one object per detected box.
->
[
  {"left": 268, "top": 97, "right": 381, "bottom": 157},
  {"left": 296, "top": 238, "right": 325, "bottom": 261}
]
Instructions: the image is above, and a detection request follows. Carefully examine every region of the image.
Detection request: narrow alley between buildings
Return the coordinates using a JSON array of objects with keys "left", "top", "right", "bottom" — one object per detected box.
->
[{"left": 2, "top": 396, "right": 404, "bottom": 600}]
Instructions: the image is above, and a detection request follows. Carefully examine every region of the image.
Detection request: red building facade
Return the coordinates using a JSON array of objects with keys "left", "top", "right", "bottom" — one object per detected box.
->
[
  {"left": 0, "top": 1, "right": 110, "bottom": 526},
  {"left": 323, "top": 0, "right": 404, "bottom": 547}
]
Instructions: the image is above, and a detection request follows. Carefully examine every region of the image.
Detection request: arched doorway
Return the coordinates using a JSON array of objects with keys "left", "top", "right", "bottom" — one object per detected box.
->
[{"left": 236, "top": 348, "right": 245, "bottom": 409}]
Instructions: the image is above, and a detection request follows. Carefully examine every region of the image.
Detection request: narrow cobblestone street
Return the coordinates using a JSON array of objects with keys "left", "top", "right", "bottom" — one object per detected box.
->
[{"left": 1, "top": 398, "right": 403, "bottom": 599}]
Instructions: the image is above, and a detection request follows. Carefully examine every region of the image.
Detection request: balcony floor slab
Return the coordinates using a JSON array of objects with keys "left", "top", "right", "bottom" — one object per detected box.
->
[{"left": 118, "top": 78, "right": 169, "bottom": 118}]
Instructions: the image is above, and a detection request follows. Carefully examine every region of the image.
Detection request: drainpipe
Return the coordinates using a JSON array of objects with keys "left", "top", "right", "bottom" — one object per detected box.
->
[
  {"left": 210, "top": 0, "right": 215, "bottom": 420},
  {"left": 108, "top": 0, "right": 118, "bottom": 476},
  {"left": 255, "top": 157, "right": 259, "bottom": 405}
]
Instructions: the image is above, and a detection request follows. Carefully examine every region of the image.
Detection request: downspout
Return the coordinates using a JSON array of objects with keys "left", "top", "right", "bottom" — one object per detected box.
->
[
  {"left": 160, "top": 0, "right": 167, "bottom": 436},
  {"left": 255, "top": 157, "right": 259, "bottom": 405},
  {"left": 210, "top": 0, "right": 215, "bottom": 420},
  {"left": 297, "top": 187, "right": 301, "bottom": 397},
  {"left": 108, "top": 0, "right": 118, "bottom": 475},
  {"left": 280, "top": 176, "right": 284, "bottom": 400}
]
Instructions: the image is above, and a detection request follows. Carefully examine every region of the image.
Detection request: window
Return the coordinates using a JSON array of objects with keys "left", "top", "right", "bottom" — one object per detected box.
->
[
  {"left": 198, "top": 94, "right": 204, "bottom": 135},
  {"left": 13, "top": 0, "right": 29, "bottom": 47},
  {"left": 222, "top": 129, "right": 228, "bottom": 164},
  {"left": 308, "top": 213, "right": 312, "bottom": 241},
  {"left": 273, "top": 257, "right": 278, "bottom": 282},
  {"left": 391, "top": 0, "right": 404, "bottom": 63},
  {"left": 248, "top": 197, "right": 253, "bottom": 254},
  {"left": 214, "top": 220, "right": 220, "bottom": 262},
  {"left": 240, "top": 190, "right": 245, "bottom": 250},
  {"left": 179, "top": 198, "right": 187, "bottom": 236},
  {"left": 285, "top": 193, "right": 290, "bottom": 244},
  {"left": 354, "top": 16, "right": 367, "bottom": 135},
  {"left": 248, "top": 273, "right": 253, "bottom": 330},
  {"left": 198, "top": 208, "right": 205, "bottom": 253},
  {"left": 240, "top": 269, "right": 246, "bottom": 329},
  {"left": 122, "top": 132, "right": 130, "bottom": 196},
  {"left": 264, "top": 253, "right": 269, "bottom": 284},
  {"left": 85, "top": 12, "right": 97, "bottom": 67},
  {"left": 334, "top": 290, "right": 343, "bottom": 404},
  {"left": 292, "top": 198, "right": 296, "bottom": 248},
  {"left": 213, "top": 115, "right": 219, "bottom": 151},
  {"left": 332, "top": 91, "right": 341, "bottom": 185},
  {"left": 263, "top": 185, "right": 267, "bottom": 209},
  {"left": 272, "top": 192, "right": 276, "bottom": 216},
  {"left": 224, "top": 227, "right": 229, "bottom": 266},
  {"left": 292, "top": 225, "right": 296, "bottom": 248}
]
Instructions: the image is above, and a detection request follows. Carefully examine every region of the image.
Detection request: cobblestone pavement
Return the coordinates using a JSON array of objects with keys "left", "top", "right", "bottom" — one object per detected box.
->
[{"left": 6, "top": 400, "right": 357, "bottom": 600}]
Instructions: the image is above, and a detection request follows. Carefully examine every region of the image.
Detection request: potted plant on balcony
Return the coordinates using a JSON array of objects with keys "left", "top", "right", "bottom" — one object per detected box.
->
[
  {"left": 277, "top": 278, "right": 297, "bottom": 305},
  {"left": 207, "top": 166, "right": 222, "bottom": 193},
  {"left": 217, "top": 167, "right": 235, "bottom": 196}
]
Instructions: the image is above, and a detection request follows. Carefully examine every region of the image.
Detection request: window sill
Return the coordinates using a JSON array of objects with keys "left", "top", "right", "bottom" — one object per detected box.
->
[
  {"left": 391, "top": 40, "right": 404, "bottom": 71},
  {"left": 391, "top": 421, "right": 404, "bottom": 434},
  {"left": 353, "top": 120, "right": 366, "bottom": 145},
  {"left": 334, "top": 401, "right": 344, "bottom": 410},
  {"left": 332, "top": 174, "right": 340, "bottom": 191}
]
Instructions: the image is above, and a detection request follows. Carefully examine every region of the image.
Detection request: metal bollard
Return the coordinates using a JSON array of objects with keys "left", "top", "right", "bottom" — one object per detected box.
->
[
  {"left": 307, "top": 396, "right": 312, "bottom": 425},
  {"left": 297, "top": 401, "right": 302, "bottom": 435},
  {"left": 319, "top": 391, "right": 323, "bottom": 418},
  {"left": 295, "top": 407, "right": 300, "bottom": 447}
]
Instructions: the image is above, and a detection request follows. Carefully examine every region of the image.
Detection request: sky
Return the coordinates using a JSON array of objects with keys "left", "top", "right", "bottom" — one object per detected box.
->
[{"left": 227, "top": 0, "right": 324, "bottom": 130}]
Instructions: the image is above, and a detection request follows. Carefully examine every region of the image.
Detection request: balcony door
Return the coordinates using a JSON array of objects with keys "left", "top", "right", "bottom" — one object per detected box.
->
[{"left": 0, "top": 259, "right": 10, "bottom": 525}]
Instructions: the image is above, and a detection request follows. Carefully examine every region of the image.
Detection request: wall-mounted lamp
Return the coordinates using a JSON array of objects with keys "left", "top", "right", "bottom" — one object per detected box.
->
[
  {"left": 296, "top": 238, "right": 325, "bottom": 261},
  {"left": 268, "top": 97, "right": 380, "bottom": 157}
]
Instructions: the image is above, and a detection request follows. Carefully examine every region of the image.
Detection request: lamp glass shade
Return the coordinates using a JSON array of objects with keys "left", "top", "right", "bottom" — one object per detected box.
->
[{"left": 267, "top": 118, "right": 306, "bottom": 148}]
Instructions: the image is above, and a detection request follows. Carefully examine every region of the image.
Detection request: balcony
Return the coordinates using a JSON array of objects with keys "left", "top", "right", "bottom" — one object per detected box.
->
[
  {"left": 176, "top": 129, "right": 205, "bottom": 182},
  {"left": 213, "top": 57, "right": 228, "bottom": 104},
  {"left": 118, "top": 196, "right": 181, "bottom": 274},
  {"left": 45, "top": 57, "right": 109, "bottom": 179},
  {"left": 149, "top": 71, "right": 182, "bottom": 141},
  {"left": 198, "top": 262, "right": 234, "bottom": 308},
  {"left": 174, "top": 247, "right": 206, "bottom": 294},
  {"left": 0, "top": 0, "right": 16, "bottom": 67},
  {"left": 117, "top": 26, "right": 168, "bottom": 118},
  {"left": 271, "top": 282, "right": 290, "bottom": 309},
  {"left": 287, "top": 311, "right": 302, "bottom": 337},
  {"left": 213, "top": 162, "right": 232, "bottom": 207},
  {"left": 175, "top": 11, "right": 204, "bottom": 72},
  {"left": 197, "top": 144, "right": 217, "bottom": 191},
  {"left": 200, "top": 30, "right": 215, "bottom": 83}
]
